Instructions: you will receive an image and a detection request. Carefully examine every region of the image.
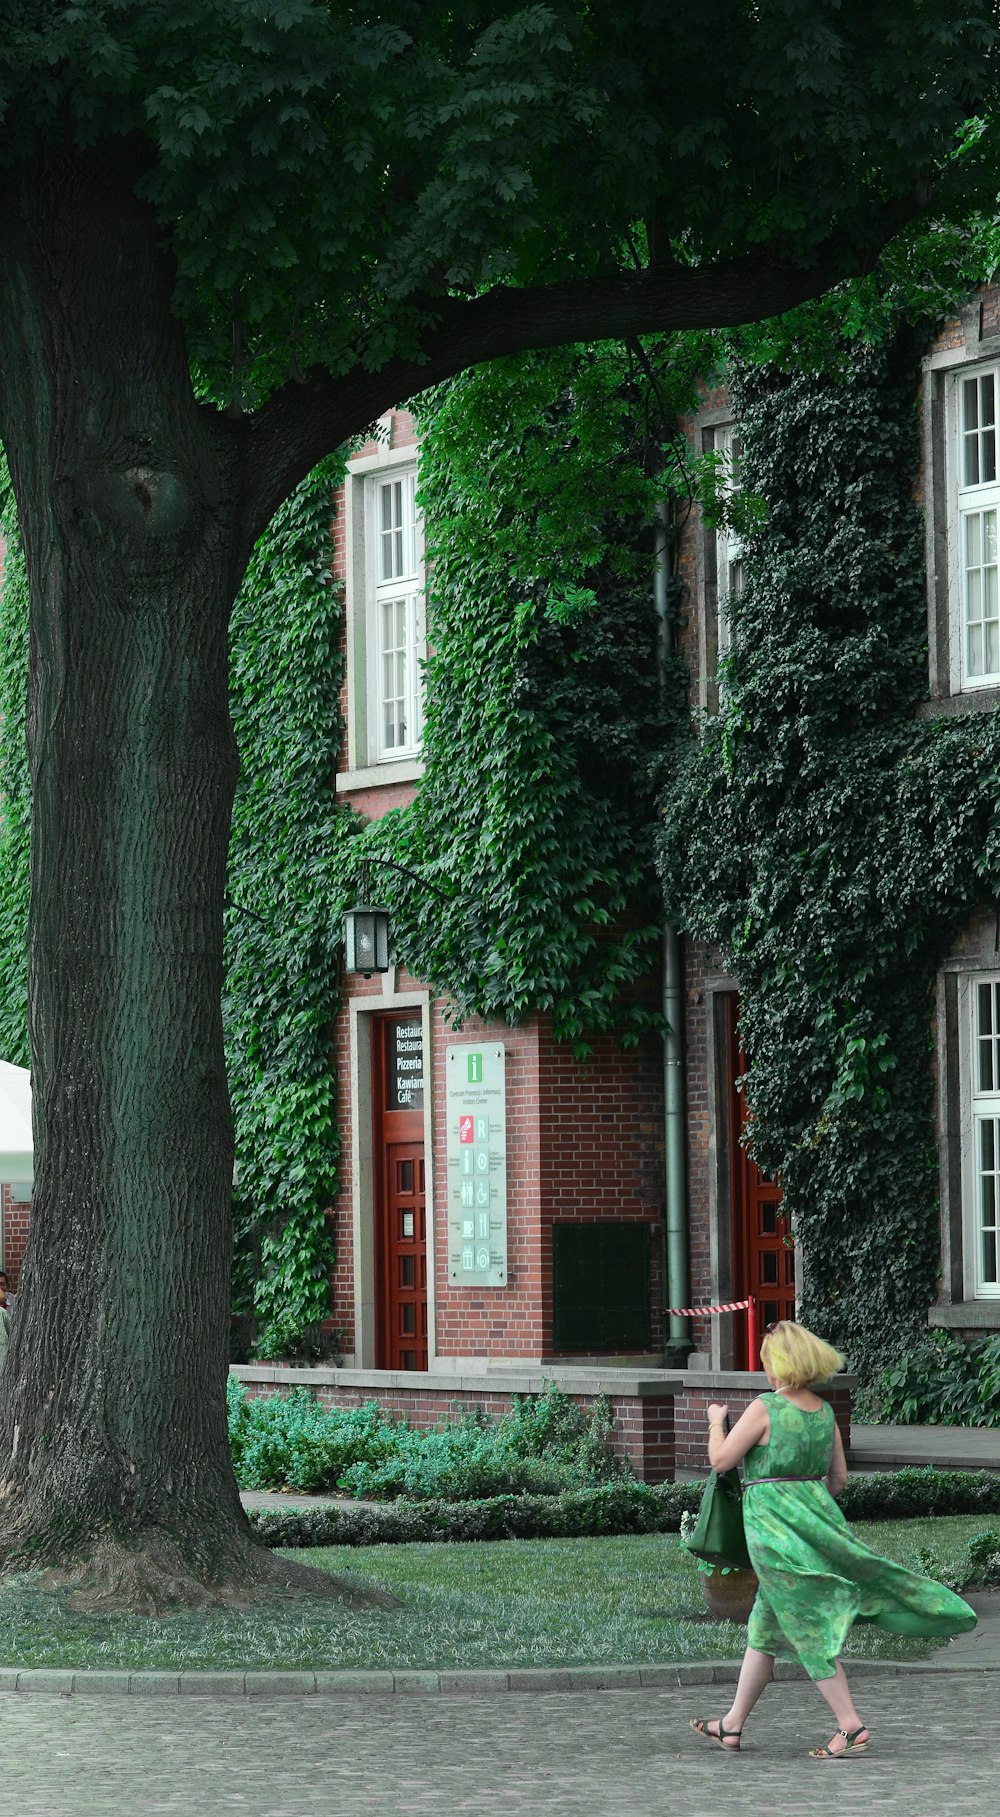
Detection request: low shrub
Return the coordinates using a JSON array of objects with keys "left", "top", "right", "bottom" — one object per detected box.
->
[
  {"left": 227, "top": 1381, "right": 394, "bottom": 1492},
  {"left": 962, "top": 1526, "right": 1000, "bottom": 1586},
  {"left": 915, "top": 1524, "right": 1000, "bottom": 1592},
  {"left": 875, "top": 1331, "right": 1000, "bottom": 1427},
  {"left": 247, "top": 1466, "right": 1000, "bottom": 1549},
  {"left": 228, "top": 1379, "right": 627, "bottom": 1498},
  {"left": 336, "top": 1392, "right": 625, "bottom": 1500}
]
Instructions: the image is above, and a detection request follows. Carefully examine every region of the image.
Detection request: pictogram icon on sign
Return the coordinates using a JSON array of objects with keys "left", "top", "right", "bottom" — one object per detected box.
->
[{"left": 459, "top": 1115, "right": 474, "bottom": 1143}]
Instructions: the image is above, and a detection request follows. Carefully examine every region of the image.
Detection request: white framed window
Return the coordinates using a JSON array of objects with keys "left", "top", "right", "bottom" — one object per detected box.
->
[
  {"left": 370, "top": 469, "right": 422, "bottom": 760},
  {"left": 343, "top": 437, "right": 426, "bottom": 778},
  {"left": 963, "top": 972, "right": 1000, "bottom": 1296},
  {"left": 953, "top": 364, "right": 1000, "bottom": 689},
  {"left": 714, "top": 422, "right": 743, "bottom": 664}
]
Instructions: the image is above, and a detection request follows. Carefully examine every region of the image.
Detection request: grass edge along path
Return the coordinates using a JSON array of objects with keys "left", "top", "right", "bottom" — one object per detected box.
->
[{"left": 0, "top": 1520, "right": 988, "bottom": 1675}]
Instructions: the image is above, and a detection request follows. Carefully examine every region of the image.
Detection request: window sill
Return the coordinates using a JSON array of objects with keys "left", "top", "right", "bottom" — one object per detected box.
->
[
  {"left": 337, "top": 758, "right": 424, "bottom": 792},
  {"left": 929, "top": 1300, "right": 1000, "bottom": 1331},
  {"left": 918, "top": 688, "right": 1000, "bottom": 719}
]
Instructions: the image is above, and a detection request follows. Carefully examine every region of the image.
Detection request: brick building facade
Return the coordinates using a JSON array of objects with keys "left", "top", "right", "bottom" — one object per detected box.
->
[
  {"left": 315, "top": 293, "right": 1000, "bottom": 1406},
  {"left": 325, "top": 407, "right": 674, "bottom": 1387},
  {"left": 0, "top": 1184, "right": 29, "bottom": 1286}
]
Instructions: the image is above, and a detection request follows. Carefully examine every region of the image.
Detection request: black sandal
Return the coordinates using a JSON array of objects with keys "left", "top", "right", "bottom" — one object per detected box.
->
[
  {"left": 690, "top": 1717, "right": 743, "bottom": 1751},
  {"left": 809, "top": 1726, "right": 870, "bottom": 1760}
]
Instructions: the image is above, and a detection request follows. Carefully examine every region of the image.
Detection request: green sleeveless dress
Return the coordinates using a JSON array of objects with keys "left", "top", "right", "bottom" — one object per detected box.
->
[{"left": 742, "top": 1392, "right": 976, "bottom": 1679}]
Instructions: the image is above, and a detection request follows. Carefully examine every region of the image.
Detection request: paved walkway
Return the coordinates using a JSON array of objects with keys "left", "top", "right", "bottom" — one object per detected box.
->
[
  {"left": 241, "top": 1491, "right": 348, "bottom": 1511},
  {"left": 0, "top": 1668, "right": 993, "bottom": 1817},
  {"left": 930, "top": 1589, "right": 1000, "bottom": 1666}
]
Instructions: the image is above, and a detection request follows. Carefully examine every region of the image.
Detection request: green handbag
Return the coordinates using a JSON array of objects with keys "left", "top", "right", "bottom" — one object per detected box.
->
[{"left": 683, "top": 1466, "right": 752, "bottom": 1570}]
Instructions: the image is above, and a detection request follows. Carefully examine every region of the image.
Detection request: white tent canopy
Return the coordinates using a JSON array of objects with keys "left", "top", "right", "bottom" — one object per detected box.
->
[{"left": 0, "top": 1061, "right": 32, "bottom": 1182}]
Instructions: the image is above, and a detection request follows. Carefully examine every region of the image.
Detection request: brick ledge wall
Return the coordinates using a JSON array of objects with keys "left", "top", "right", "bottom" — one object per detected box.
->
[{"left": 231, "top": 1364, "right": 856, "bottom": 1485}]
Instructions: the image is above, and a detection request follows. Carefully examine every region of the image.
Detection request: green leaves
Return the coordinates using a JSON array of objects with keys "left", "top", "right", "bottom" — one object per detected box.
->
[
  {"left": 877, "top": 1332, "right": 1000, "bottom": 1428},
  {"left": 3, "top": 3, "right": 998, "bottom": 408},
  {"left": 226, "top": 453, "right": 348, "bottom": 1358},
  {"left": 228, "top": 1379, "right": 626, "bottom": 1499},
  {"left": 347, "top": 341, "right": 701, "bottom": 1056}
]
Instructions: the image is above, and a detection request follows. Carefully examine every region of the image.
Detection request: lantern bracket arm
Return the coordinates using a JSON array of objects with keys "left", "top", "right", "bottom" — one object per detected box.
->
[{"left": 352, "top": 854, "right": 452, "bottom": 904}]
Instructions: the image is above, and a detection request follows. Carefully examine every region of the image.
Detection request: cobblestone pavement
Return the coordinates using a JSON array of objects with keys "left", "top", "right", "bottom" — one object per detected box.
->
[{"left": 0, "top": 1671, "right": 994, "bottom": 1817}]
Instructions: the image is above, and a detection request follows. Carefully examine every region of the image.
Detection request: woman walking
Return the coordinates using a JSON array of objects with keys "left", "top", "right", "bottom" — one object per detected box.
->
[{"left": 690, "top": 1320, "right": 976, "bottom": 1759}]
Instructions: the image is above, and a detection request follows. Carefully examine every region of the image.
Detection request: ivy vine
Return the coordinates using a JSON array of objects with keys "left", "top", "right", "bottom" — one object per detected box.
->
[
  {"left": 658, "top": 325, "right": 1000, "bottom": 1377},
  {"left": 356, "top": 340, "right": 710, "bottom": 1057},
  {"left": 226, "top": 455, "right": 350, "bottom": 1360}
]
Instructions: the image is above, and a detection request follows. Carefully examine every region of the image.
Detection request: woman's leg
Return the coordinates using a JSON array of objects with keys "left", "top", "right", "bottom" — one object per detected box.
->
[
  {"left": 696, "top": 1646, "right": 774, "bottom": 1746},
  {"left": 812, "top": 1660, "right": 869, "bottom": 1754},
  {"left": 724, "top": 1646, "right": 775, "bottom": 1730}
]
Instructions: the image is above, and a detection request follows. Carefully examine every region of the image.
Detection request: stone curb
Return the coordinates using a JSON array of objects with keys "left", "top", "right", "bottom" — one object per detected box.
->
[{"left": 0, "top": 1658, "right": 996, "bottom": 1697}]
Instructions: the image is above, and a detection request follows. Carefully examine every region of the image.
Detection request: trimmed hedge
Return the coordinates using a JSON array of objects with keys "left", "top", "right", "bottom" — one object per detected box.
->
[
  {"left": 248, "top": 1466, "right": 1000, "bottom": 1549},
  {"left": 249, "top": 1480, "right": 692, "bottom": 1549},
  {"left": 839, "top": 1466, "right": 1000, "bottom": 1520}
]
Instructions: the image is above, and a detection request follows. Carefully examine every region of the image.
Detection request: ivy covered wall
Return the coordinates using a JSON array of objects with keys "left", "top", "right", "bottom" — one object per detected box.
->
[
  {"left": 356, "top": 340, "right": 708, "bottom": 1058},
  {"left": 225, "top": 455, "right": 350, "bottom": 1359},
  {"left": 659, "top": 327, "right": 1000, "bottom": 1375}
]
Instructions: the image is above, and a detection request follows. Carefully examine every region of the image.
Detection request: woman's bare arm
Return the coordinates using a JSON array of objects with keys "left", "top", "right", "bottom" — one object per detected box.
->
[
  {"left": 826, "top": 1421, "right": 848, "bottom": 1496},
  {"left": 706, "top": 1398, "right": 770, "bottom": 1473}
]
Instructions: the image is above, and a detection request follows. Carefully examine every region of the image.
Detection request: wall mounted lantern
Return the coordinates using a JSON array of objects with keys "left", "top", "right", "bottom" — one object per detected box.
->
[
  {"left": 342, "top": 854, "right": 449, "bottom": 978},
  {"left": 342, "top": 898, "right": 391, "bottom": 977}
]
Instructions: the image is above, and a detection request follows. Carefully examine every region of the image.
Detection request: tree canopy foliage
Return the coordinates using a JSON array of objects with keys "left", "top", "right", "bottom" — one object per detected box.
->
[{"left": 2, "top": 1, "right": 998, "bottom": 435}]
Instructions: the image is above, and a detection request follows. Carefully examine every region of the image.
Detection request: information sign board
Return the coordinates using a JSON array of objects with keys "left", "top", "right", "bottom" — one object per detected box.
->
[{"left": 446, "top": 1044, "right": 507, "bottom": 1287}]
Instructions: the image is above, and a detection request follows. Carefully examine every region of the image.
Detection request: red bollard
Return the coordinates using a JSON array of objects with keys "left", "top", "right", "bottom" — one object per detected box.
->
[{"left": 746, "top": 1297, "right": 759, "bottom": 1371}]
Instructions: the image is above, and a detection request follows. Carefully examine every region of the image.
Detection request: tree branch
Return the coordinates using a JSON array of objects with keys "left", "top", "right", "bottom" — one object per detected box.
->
[{"left": 240, "top": 208, "right": 915, "bottom": 552}]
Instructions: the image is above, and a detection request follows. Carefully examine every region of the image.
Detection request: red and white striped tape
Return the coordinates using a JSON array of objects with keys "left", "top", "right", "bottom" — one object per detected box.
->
[{"left": 664, "top": 1299, "right": 752, "bottom": 1317}]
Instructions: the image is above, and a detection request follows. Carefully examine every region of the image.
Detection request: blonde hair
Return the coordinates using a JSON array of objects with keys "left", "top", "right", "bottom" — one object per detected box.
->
[{"left": 760, "top": 1320, "right": 843, "bottom": 1389}]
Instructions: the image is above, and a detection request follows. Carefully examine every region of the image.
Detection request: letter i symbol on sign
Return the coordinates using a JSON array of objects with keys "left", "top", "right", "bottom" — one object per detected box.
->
[{"left": 467, "top": 1053, "right": 483, "bottom": 1083}]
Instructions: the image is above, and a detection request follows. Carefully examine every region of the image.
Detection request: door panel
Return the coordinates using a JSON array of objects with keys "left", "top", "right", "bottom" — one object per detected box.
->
[
  {"left": 726, "top": 996, "right": 794, "bottom": 1366},
  {"left": 373, "top": 1015, "right": 428, "bottom": 1370},
  {"left": 384, "top": 1142, "right": 427, "bottom": 1369}
]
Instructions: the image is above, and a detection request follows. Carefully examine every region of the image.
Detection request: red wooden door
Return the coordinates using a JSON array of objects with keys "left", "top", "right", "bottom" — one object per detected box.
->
[
  {"left": 373, "top": 1014, "right": 427, "bottom": 1371},
  {"left": 726, "top": 996, "right": 794, "bottom": 1366}
]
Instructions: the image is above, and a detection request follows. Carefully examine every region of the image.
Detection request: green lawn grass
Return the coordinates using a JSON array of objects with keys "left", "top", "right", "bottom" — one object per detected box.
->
[{"left": 0, "top": 1517, "right": 988, "bottom": 1673}]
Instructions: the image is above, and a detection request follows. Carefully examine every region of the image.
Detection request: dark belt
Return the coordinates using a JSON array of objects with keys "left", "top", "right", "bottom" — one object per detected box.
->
[{"left": 744, "top": 1475, "right": 825, "bottom": 1486}]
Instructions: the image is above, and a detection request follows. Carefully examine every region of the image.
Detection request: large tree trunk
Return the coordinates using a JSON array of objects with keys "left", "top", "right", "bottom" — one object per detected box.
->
[{"left": 0, "top": 147, "right": 366, "bottom": 1611}]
